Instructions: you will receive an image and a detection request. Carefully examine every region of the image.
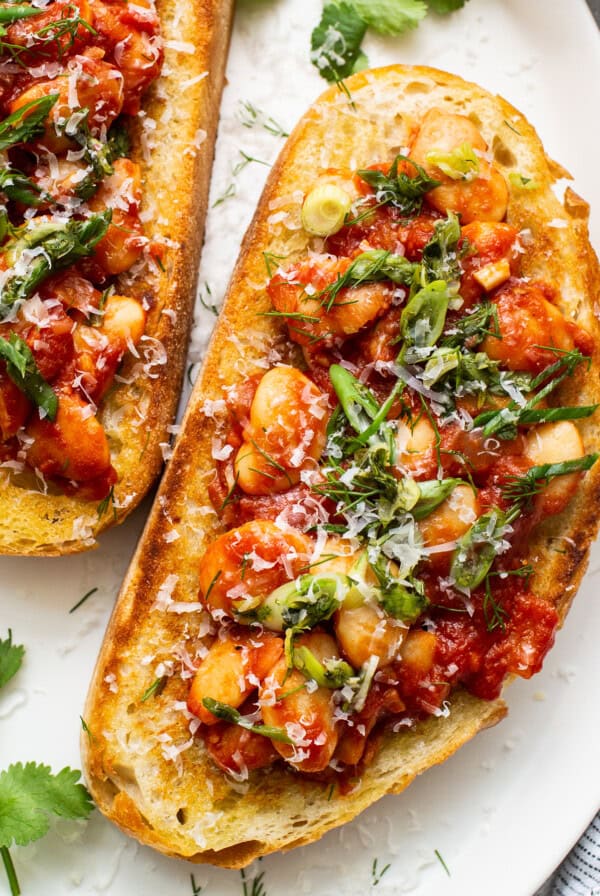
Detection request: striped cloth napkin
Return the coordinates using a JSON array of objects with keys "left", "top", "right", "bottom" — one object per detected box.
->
[{"left": 536, "top": 813, "right": 600, "bottom": 895}]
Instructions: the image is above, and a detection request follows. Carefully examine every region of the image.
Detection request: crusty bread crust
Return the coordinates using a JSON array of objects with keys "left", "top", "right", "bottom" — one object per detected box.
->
[
  {"left": 82, "top": 65, "right": 600, "bottom": 866},
  {"left": 0, "top": 0, "right": 234, "bottom": 555}
]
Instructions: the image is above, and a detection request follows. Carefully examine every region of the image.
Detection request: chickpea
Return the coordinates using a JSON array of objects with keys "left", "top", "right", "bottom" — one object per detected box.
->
[
  {"left": 334, "top": 602, "right": 407, "bottom": 669},
  {"left": 410, "top": 110, "right": 508, "bottom": 224},
  {"left": 187, "top": 630, "right": 283, "bottom": 726},
  {"left": 395, "top": 416, "right": 437, "bottom": 477},
  {"left": 234, "top": 366, "right": 329, "bottom": 496},
  {"left": 401, "top": 630, "right": 437, "bottom": 673},
  {"left": 524, "top": 421, "right": 584, "bottom": 515},
  {"left": 198, "top": 520, "right": 313, "bottom": 619},
  {"left": 100, "top": 294, "right": 146, "bottom": 347},
  {"left": 268, "top": 254, "right": 393, "bottom": 349},
  {"left": 481, "top": 281, "right": 583, "bottom": 373},
  {"left": 260, "top": 631, "right": 340, "bottom": 773},
  {"left": 419, "top": 484, "right": 479, "bottom": 557}
]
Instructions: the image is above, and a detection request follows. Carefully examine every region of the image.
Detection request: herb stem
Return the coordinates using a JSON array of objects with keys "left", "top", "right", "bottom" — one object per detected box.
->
[
  {"left": 69, "top": 587, "right": 98, "bottom": 614},
  {"left": 1, "top": 846, "right": 20, "bottom": 896}
]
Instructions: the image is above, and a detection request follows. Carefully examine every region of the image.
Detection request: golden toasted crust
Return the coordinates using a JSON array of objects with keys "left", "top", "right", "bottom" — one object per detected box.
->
[
  {"left": 0, "top": 0, "right": 234, "bottom": 555},
  {"left": 82, "top": 65, "right": 600, "bottom": 865}
]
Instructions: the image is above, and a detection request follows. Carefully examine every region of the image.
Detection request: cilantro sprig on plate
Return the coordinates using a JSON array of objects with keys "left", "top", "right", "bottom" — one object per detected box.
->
[
  {"left": 311, "top": 0, "right": 470, "bottom": 83},
  {"left": 0, "top": 635, "right": 94, "bottom": 895},
  {"left": 0, "top": 764, "right": 94, "bottom": 895}
]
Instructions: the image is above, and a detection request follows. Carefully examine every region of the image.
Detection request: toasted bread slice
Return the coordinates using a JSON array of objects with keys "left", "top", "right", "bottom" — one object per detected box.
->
[
  {"left": 0, "top": 0, "right": 234, "bottom": 555},
  {"left": 82, "top": 65, "right": 600, "bottom": 865}
]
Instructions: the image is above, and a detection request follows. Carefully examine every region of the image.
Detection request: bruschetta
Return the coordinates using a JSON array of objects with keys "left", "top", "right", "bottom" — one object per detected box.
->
[
  {"left": 0, "top": 0, "right": 233, "bottom": 554},
  {"left": 82, "top": 65, "right": 600, "bottom": 866}
]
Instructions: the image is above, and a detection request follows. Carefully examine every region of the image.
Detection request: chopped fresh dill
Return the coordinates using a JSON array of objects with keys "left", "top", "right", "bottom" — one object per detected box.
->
[
  {"left": 203, "top": 570, "right": 222, "bottom": 605},
  {"left": 434, "top": 848, "right": 450, "bottom": 876},
  {"left": 186, "top": 363, "right": 197, "bottom": 387},
  {"left": 237, "top": 100, "right": 289, "bottom": 137},
  {"left": 212, "top": 182, "right": 236, "bottom": 207},
  {"left": 140, "top": 676, "right": 167, "bottom": 703},
  {"left": 219, "top": 471, "right": 240, "bottom": 512},
  {"left": 80, "top": 716, "right": 96, "bottom": 744},
  {"left": 96, "top": 485, "right": 117, "bottom": 521},
  {"left": 68, "top": 587, "right": 98, "bottom": 614},
  {"left": 190, "top": 873, "right": 203, "bottom": 895},
  {"left": 199, "top": 282, "right": 218, "bottom": 316},
  {"left": 233, "top": 150, "right": 271, "bottom": 177},
  {"left": 241, "top": 868, "right": 267, "bottom": 896},
  {"left": 371, "top": 858, "right": 391, "bottom": 886},
  {"left": 503, "top": 119, "right": 522, "bottom": 136},
  {"left": 263, "top": 250, "right": 287, "bottom": 278}
]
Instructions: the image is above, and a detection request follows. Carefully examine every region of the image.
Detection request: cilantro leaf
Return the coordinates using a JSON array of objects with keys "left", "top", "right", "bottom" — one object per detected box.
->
[
  {"left": 310, "top": 2, "right": 368, "bottom": 83},
  {"left": 352, "top": 0, "right": 427, "bottom": 34},
  {"left": 427, "top": 0, "right": 467, "bottom": 12},
  {"left": 0, "top": 333, "right": 58, "bottom": 420},
  {"left": 0, "top": 763, "right": 93, "bottom": 849},
  {"left": 0, "top": 631, "right": 24, "bottom": 690}
]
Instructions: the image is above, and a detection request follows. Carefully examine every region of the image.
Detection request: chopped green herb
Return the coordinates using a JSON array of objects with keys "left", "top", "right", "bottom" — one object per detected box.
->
[
  {"left": 212, "top": 182, "right": 236, "bottom": 207},
  {"left": 241, "top": 867, "right": 267, "bottom": 896},
  {"left": 501, "top": 455, "right": 599, "bottom": 508},
  {"left": 450, "top": 506, "right": 519, "bottom": 591},
  {"left": 421, "top": 212, "right": 464, "bottom": 284},
  {"left": 0, "top": 95, "right": 58, "bottom": 152},
  {"left": 96, "top": 485, "right": 116, "bottom": 521},
  {"left": 233, "top": 150, "right": 271, "bottom": 176},
  {"left": 310, "top": 2, "right": 368, "bottom": 83},
  {"left": 0, "top": 763, "right": 94, "bottom": 896},
  {"left": 1, "top": 211, "right": 111, "bottom": 313},
  {"left": 199, "top": 282, "right": 218, "bottom": 316},
  {"left": 0, "top": 631, "right": 24, "bottom": 690},
  {"left": 69, "top": 587, "right": 98, "bottom": 614},
  {"left": 201, "top": 698, "right": 294, "bottom": 744},
  {"left": 372, "top": 857, "right": 392, "bottom": 885},
  {"left": 237, "top": 100, "right": 288, "bottom": 137},
  {"left": 508, "top": 172, "right": 537, "bottom": 190},
  {"left": 434, "top": 848, "right": 451, "bottom": 875},
  {"left": 80, "top": 716, "right": 96, "bottom": 744},
  {"left": 292, "top": 644, "right": 354, "bottom": 687},
  {"left": 314, "top": 249, "right": 416, "bottom": 312},
  {"left": 0, "top": 165, "right": 47, "bottom": 207},
  {"left": 357, "top": 153, "right": 439, "bottom": 216},
  {"left": 0, "top": 333, "right": 58, "bottom": 420},
  {"left": 140, "top": 676, "right": 167, "bottom": 703}
]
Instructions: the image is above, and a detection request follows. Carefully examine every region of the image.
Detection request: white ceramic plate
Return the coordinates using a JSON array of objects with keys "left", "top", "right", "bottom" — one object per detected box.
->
[{"left": 2, "top": 2, "right": 599, "bottom": 894}]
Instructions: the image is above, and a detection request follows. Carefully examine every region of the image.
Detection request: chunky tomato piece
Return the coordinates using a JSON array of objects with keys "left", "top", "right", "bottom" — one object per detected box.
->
[
  {"left": 459, "top": 221, "right": 520, "bottom": 306},
  {"left": 204, "top": 720, "right": 280, "bottom": 777},
  {"left": 19, "top": 308, "right": 75, "bottom": 383},
  {"left": 26, "top": 391, "right": 112, "bottom": 482},
  {"left": 0, "top": 368, "right": 31, "bottom": 440},
  {"left": 91, "top": 0, "right": 163, "bottom": 113}
]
